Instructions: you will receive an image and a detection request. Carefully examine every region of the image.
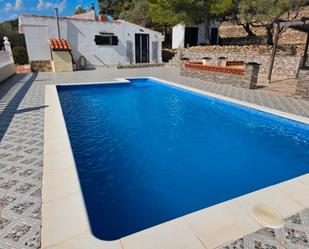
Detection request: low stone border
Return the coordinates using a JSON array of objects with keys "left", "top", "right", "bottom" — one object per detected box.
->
[
  {"left": 43, "top": 77, "right": 309, "bottom": 249},
  {"left": 117, "top": 63, "right": 164, "bottom": 69}
]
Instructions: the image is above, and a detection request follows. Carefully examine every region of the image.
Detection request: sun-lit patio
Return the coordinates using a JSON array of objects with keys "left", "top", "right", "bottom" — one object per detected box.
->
[{"left": 0, "top": 1, "right": 309, "bottom": 247}]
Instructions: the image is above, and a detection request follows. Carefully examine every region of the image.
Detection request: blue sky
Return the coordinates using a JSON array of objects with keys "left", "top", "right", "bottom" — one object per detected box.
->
[{"left": 0, "top": 0, "right": 100, "bottom": 22}]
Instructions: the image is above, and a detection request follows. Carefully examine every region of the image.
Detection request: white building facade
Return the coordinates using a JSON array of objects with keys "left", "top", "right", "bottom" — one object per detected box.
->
[
  {"left": 172, "top": 22, "right": 220, "bottom": 49},
  {"left": 19, "top": 14, "right": 162, "bottom": 68}
]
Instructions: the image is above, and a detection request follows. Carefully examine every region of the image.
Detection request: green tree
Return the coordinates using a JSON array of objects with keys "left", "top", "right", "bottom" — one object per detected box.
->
[
  {"left": 147, "top": 0, "right": 182, "bottom": 33},
  {"left": 111, "top": 0, "right": 130, "bottom": 18},
  {"left": 169, "top": 0, "right": 233, "bottom": 44},
  {"left": 12, "top": 46, "right": 28, "bottom": 65},
  {"left": 98, "top": 0, "right": 150, "bottom": 26},
  {"left": 98, "top": 0, "right": 133, "bottom": 19},
  {"left": 237, "top": 0, "right": 306, "bottom": 45},
  {"left": 74, "top": 6, "right": 87, "bottom": 15},
  {"left": 0, "top": 19, "right": 28, "bottom": 64},
  {"left": 121, "top": 0, "right": 149, "bottom": 26}
]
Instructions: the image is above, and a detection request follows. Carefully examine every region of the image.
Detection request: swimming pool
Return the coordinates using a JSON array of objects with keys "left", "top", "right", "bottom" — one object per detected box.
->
[{"left": 57, "top": 78, "right": 309, "bottom": 241}]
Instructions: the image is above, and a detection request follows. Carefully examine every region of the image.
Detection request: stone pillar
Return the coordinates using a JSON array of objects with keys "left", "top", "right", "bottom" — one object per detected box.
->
[
  {"left": 202, "top": 57, "right": 212, "bottom": 65},
  {"left": 244, "top": 62, "right": 260, "bottom": 89},
  {"left": 217, "top": 56, "right": 227, "bottom": 66},
  {"left": 177, "top": 47, "right": 183, "bottom": 59},
  {"left": 296, "top": 69, "right": 309, "bottom": 99},
  {"left": 179, "top": 57, "right": 189, "bottom": 74}
]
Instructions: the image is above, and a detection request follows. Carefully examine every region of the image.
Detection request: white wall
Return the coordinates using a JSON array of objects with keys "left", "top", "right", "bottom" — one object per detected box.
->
[
  {"left": 0, "top": 51, "right": 15, "bottom": 82},
  {"left": 172, "top": 21, "right": 220, "bottom": 49},
  {"left": 172, "top": 23, "right": 185, "bottom": 49},
  {"left": 23, "top": 25, "right": 50, "bottom": 61},
  {"left": 19, "top": 16, "right": 162, "bottom": 67}
]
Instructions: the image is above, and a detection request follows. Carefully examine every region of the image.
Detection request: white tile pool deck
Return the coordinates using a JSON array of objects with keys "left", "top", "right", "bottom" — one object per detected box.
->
[{"left": 1, "top": 67, "right": 309, "bottom": 249}]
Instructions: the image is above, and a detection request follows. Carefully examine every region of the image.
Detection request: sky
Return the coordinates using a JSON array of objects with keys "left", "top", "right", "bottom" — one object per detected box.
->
[{"left": 0, "top": 0, "right": 100, "bottom": 22}]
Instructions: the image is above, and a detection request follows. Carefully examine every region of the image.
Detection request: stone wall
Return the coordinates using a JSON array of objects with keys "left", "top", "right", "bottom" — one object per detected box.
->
[
  {"left": 181, "top": 62, "right": 260, "bottom": 89},
  {"left": 169, "top": 45, "right": 304, "bottom": 56},
  {"left": 296, "top": 69, "right": 309, "bottom": 100},
  {"left": 117, "top": 63, "right": 164, "bottom": 69},
  {"left": 219, "top": 22, "right": 307, "bottom": 46},
  {"left": 220, "top": 36, "right": 267, "bottom": 46},
  {"left": 172, "top": 50, "right": 301, "bottom": 78},
  {"left": 219, "top": 6, "right": 309, "bottom": 46},
  {"left": 30, "top": 60, "right": 52, "bottom": 72}
]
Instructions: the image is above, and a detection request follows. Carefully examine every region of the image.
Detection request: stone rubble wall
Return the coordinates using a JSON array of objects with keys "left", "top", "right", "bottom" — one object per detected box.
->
[
  {"left": 169, "top": 50, "right": 301, "bottom": 78},
  {"left": 219, "top": 23, "right": 307, "bottom": 46},
  {"left": 219, "top": 6, "right": 309, "bottom": 45},
  {"left": 117, "top": 63, "right": 164, "bottom": 69},
  {"left": 296, "top": 69, "right": 309, "bottom": 100},
  {"left": 184, "top": 45, "right": 304, "bottom": 56},
  {"left": 30, "top": 60, "right": 52, "bottom": 72}
]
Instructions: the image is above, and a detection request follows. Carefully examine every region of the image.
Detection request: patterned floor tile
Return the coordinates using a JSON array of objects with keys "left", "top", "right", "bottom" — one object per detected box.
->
[{"left": 223, "top": 210, "right": 309, "bottom": 249}]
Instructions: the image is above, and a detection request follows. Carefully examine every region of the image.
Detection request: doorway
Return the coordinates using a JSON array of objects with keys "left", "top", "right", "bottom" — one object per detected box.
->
[
  {"left": 135, "top": 34, "right": 149, "bottom": 63},
  {"left": 210, "top": 27, "right": 219, "bottom": 45},
  {"left": 184, "top": 27, "right": 198, "bottom": 47}
]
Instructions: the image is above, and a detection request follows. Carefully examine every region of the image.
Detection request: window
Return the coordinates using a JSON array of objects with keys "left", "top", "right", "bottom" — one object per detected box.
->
[{"left": 94, "top": 35, "right": 119, "bottom": 46}]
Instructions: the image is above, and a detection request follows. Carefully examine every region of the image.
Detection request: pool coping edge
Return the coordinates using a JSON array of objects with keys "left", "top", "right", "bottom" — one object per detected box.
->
[{"left": 42, "top": 77, "right": 309, "bottom": 249}]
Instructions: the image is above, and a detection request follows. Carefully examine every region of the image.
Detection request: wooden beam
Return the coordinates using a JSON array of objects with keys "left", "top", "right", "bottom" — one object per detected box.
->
[
  {"left": 268, "top": 25, "right": 281, "bottom": 83},
  {"left": 302, "top": 32, "right": 309, "bottom": 68},
  {"left": 278, "top": 19, "right": 309, "bottom": 28}
]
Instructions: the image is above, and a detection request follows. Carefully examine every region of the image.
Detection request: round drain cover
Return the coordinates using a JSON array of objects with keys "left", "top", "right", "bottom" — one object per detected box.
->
[{"left": 252, "top": 204, "right": 284, "bottom": 229}]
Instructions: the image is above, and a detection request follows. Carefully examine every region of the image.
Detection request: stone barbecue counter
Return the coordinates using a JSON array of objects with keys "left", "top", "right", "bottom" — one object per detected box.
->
[{"left": 181, "top": 62, "right": 260, "bottom": 89}]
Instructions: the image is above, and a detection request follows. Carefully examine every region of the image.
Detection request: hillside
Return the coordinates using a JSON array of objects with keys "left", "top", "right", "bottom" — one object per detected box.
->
[{"left": 219, "top": 5, "right": 309, "bottom": 46}]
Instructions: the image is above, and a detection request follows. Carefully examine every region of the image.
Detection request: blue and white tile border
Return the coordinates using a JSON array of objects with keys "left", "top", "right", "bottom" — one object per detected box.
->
[{"left": 43, "top": 77, "right": 309, "bottom": 249}]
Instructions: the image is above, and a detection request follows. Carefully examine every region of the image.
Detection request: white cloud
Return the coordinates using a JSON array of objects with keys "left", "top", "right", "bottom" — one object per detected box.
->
[
  {"left": 3, "top": 0, "right": 23, "bottom": 12},
  {"left": 45, "top": 1, "right": 53, "bottom": 9},
  {"left": 37, "top": 0, "right": 47, "bottom": 10},
  {"left": 4, "top": 3, "right": 13, "bottom": 12},
  {"left": 37, "top": 0, "right": 66, "bottom": 13},
  {"left": 55, "top": 0, "right": 66, "bottom": 13},
  {"left": 15, "top": 0, "right": 23, "bottom": 10}
]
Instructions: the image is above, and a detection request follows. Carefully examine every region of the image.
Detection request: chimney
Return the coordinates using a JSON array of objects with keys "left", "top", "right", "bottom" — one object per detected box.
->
[{"left": 99, "top": 10, "right": 108, "bottom": 22}]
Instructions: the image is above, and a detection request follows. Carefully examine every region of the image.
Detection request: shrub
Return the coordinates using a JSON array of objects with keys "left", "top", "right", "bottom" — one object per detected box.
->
[{"left": 12, "top": 45, "right": 28, "bottom": 65}]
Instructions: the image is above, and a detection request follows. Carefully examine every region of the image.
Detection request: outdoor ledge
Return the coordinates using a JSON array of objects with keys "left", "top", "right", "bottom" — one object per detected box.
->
[
  {"left": 43, "top": 78, "right": 309, "bottom": 249},
  {"left": 184, "top": 62, "right": 244, "bottom": 76}
]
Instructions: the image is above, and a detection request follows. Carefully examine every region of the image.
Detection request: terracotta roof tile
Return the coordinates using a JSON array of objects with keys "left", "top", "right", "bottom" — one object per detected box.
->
[{"left": 48, "top": 38, "right": 71, "bottom": 51}]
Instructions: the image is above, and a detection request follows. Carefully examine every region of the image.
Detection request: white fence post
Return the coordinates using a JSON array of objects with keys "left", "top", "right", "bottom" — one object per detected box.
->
[{"left": 3, "top": 37, "right": 14, "bottom": 63}]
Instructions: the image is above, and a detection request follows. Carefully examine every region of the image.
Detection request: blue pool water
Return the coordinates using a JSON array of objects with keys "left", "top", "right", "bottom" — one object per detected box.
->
[{"left": 57, "top": 78, "right": 309, "bottom": 241}]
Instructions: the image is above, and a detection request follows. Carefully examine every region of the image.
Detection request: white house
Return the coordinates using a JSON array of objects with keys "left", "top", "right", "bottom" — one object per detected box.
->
[
  {"left": 172, "top": 22, "right": 220, "bottom": 49},
  {"left": 19, "top": 12, "right": 162, "bottom": 69}
]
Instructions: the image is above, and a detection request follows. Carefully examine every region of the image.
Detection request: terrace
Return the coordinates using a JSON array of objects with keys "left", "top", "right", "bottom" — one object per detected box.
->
[{"left": 1, "top": 67, "right": 309, "bottom": 249}]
